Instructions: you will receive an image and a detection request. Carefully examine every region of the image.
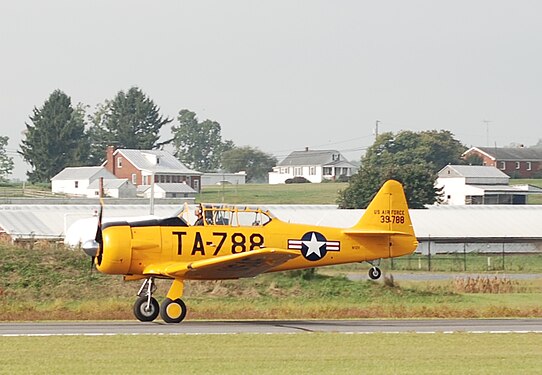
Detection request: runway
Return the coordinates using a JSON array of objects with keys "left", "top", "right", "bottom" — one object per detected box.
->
[{"left": 2, "top": 319, "right": 542, "bottom": 336}]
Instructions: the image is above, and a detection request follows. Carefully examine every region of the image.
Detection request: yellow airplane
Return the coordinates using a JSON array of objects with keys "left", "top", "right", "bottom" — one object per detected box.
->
[{"left": 82, "top": 179, "right": 417, "bottom": 323}]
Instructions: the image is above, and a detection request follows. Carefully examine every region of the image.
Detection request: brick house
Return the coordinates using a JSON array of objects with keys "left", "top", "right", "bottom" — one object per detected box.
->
[
  {"left": 104, "top": 146, "right": 203, "bottom": 192},
  {"left": 462, "top": 147, "right": 542, "bottom": 178}
]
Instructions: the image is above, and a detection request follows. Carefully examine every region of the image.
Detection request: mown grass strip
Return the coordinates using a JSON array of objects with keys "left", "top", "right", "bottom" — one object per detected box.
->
[{"left": 1, "top": 333, "right": 541, "bottom": 374}]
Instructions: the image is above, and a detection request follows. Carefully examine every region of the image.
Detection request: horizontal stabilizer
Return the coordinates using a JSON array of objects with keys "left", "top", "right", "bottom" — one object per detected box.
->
[{"left": 343, "top": 229, "right": 416, "bottom": 237}]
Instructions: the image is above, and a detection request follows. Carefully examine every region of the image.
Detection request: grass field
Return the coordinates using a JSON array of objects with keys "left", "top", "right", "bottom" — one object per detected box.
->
[
  {"left": 1, "top": 333, "right": 542, "bottom": 374},
  {"left": 193, "top": 182, "right": 347, "bottom": 205},
  {"left": 1, "top": 242, "right": 541, "bottom": 321}
]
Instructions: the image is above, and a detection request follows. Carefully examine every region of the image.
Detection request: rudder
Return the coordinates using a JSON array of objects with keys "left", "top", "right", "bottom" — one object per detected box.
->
[{"left": 353, "top": 180, "right": 415, "bottom": 237}]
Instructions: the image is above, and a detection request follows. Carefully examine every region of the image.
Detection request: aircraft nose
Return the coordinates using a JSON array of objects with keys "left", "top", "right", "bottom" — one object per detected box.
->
[{"left": 82, "top": 239, "right": 99, "bottom": 258}]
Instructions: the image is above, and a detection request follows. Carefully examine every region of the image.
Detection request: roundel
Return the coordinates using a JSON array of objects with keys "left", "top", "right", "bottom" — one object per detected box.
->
[{"left": 300, "top": 231, "right": 328, "bottom": 261}]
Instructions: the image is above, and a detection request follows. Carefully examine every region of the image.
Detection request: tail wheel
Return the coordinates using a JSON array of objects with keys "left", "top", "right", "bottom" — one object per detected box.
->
[
  {"left": 160, "top": 298, "right": 187, "bottom": 323},
  {"left": 368, "top": 266, "right": 382, "bottom": 280},
  {"left": 133, "top": 296, "right": 160, "bottom": 322}
]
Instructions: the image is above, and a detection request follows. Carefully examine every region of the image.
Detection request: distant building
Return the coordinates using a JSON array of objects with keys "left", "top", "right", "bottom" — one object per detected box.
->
[
  {"left": 201, "top": 172, "right": 247, "bottom": 186},
  {"left": 436, "top": 165, "right": 542, "bottom": 205},
  {"left": 268, "top": 148, "right": 357, "bottom": 184},
  {"left": 462, "top": 146, "right": 542, "bottom": 178},
  {"left": 138, "top": 183, "right": 197, "bottom": 200},
  {"left": 86, "top": 178, "right": 137, "bottom": 198},
  {"left": 104, "top": 146, "right": 203, "bottom": 192},
  {"left": 51, "top": 167, "right": 116, "bottom": 196}
]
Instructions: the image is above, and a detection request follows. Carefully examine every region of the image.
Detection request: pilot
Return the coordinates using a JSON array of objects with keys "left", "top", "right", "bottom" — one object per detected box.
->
[{"left": 194, "top": 207, "right": 204, "bottom": 226}]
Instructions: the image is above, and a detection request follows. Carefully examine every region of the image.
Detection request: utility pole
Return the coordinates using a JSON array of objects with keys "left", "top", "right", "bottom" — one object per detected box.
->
[
  {"left": 374, "top": 120, "right": 380, "bottom": 140},
  {"left": 483, "top": 120, "right": 491, "bottom": 146}
]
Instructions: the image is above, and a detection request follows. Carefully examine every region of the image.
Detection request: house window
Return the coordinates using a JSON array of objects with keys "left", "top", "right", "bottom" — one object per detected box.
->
[
  {"left": 74, "top": 181, "right": 79, "bottom": 188},
  {"left": 117, "top": 157, "right": 123, "bottom": 168},
  {"left": 309, "top": 166, "right": 316, "bottom": 175},
  {"left": 294, "top": 167, "right": 302, "bottom": 176},
  {"left": 193, "top": 179, "right": 199, "bottom": 191},
  {"left": 515, "top": 162, "right": 520, "bottom": 170},
  {"left": 527, "top": 162, "right": 532, "bottom": 171},
  {"left": 499, "top": 161, "right": 506, "bottom": 170},
  {"left": 323, "top": 167, "right": 332, "bottom": 175},
  {"left": 131, "top": 174, "right": 137, "bottom": 184}
]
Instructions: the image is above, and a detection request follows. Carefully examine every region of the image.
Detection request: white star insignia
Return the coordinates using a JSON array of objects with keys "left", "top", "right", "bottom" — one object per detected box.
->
[{"left": 303, "top": 233, "right": 325, "bottom": 258}]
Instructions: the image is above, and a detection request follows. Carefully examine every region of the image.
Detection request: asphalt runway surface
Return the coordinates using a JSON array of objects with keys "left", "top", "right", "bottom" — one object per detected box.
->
[{"left": 2, "top": 319, "right": 542, "bottom": 336}]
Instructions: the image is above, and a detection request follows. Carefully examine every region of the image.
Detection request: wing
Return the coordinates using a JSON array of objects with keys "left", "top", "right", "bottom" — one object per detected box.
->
[{"left": 143, "top": 248, "right": 299, "bottom": 280}]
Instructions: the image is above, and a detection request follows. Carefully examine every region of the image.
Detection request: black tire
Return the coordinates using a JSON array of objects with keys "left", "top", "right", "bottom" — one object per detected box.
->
[
  {"left": 368, "top": 267, "right": 382, "bottom": 280},
  {"left": 160, "top": 298, "right": 187, "bottom": 323},
  {"left": 133, "top": 296, "right": 160, "bottom": 322}
]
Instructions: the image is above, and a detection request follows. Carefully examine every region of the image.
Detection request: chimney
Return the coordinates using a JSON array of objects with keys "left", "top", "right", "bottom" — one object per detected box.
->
[{"left": 106, "top": 146, "right": 115, "bottom": 174}]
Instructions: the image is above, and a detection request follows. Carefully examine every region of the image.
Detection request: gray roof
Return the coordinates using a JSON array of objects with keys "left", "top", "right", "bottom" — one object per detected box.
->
[
  {"left": 51, "top": 167, "right": 115, "bottom": 181},
  {"left": 438, "top": 165, "right": 509, "bottom": 178},
  {"left": 467, "top": 184, "right": 542, "bottom": 194},
  {"left": 2, "top": 204, "right": 542, "bottom": 243},
  {"left": 263, "top": 205, "right": 542, "bottom": 240},
  {"left": 467, "top": 147, "right": 542, "bottom": 161},
  {"left": 153, "top": 183, "right": 197, "bottom": 194},
  {"left": 0, "top": 204, "right": 181, "bottom": 241},
  {"left": 278, "top": 150, "right": 355, "bottom": 167},
  {"left": 87, "top": 179, "right": 131, "bottom": 190},
  {"left": 117, "top": 149, "right": 202, "bottom": 175}
]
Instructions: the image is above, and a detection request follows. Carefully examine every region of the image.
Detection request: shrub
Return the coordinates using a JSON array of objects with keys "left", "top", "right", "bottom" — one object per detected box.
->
[{"left": 285, "top": 177, "right": 311, "bottom": 184}]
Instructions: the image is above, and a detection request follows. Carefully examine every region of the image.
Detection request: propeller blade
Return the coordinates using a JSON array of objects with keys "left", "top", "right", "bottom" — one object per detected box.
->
[{"left": 95, "top": 198, "right": 104, "bottom": 265}]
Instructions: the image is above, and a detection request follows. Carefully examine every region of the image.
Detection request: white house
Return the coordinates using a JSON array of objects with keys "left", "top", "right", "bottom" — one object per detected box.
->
[
  {"left": 436, "top": 165, "right": 542, "bottom": 205},
  {"left": 268, "top": 148, "right": 357, "bottom": 184},
  {"left": 51, "top": 167, "right": 117, "bottom": 196},
  {"left": 86, "top": 178, "right": 137, "bottom": 198},
  {"left": 138, "top": 183, "right": 197, "bottom": 200}
]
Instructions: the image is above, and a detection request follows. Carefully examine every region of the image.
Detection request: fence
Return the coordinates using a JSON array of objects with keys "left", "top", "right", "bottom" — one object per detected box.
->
[
  {"left": 0, "top": 187, "right": 58, "bottom": 198},
  {"left": 383, "top": 251, "right": 542, "bottom": 273}
]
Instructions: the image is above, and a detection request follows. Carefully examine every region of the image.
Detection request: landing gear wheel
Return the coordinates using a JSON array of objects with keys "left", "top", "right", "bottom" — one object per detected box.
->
[
  {"left": 133, "top": 296, "right": 160, "bottom": 322},
  {"left": 160, "top": 298, "right": 187, "bottom": 323},
  {"left": 368, "top": 266, "right": 382, "bottom": 280}
]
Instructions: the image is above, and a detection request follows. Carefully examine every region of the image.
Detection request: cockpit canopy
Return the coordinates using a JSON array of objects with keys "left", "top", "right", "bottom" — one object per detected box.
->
[{"left": 196, "top": 204, "right": 273, "bottom": 227}]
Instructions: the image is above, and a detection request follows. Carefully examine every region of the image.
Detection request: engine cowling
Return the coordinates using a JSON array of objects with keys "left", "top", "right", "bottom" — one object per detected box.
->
[{"left": 96, "top": 223, "right": 133, "bottom": 275}]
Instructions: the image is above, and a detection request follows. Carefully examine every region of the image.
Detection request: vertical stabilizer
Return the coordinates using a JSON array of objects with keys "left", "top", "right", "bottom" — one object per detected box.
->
[{"left": 349, "top": 180, "right": 415, "bottom": 237}]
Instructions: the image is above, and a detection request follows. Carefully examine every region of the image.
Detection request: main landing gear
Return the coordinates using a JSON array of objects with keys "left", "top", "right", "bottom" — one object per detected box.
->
[{"left": 133, "top": 277, "right": 187, "bottom": 323}]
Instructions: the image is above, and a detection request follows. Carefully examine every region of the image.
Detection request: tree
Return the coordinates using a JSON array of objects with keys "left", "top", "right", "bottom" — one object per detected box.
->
[
  {"left": 19, "top": 90, "right": 89, "bottom": 183},
  {"left": 0, "top": 136, "right": 14, "bottom": 182},
  {"left": 222, "top": 146, "right": 278, "bottom": 183},
  {"left": 88, "top": 87, "right": 172, "bottom": 164},
  {"left": 172, "top": 109, "right": 234, "bottom": 171},
  {"left": 338, "top": 130, "right": 466, "bottom": 209}
]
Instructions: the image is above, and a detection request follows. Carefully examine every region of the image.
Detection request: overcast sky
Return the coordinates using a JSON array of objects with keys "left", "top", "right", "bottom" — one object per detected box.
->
[{"left": 1, "top": 1, "right": 541, "bottom": 180}]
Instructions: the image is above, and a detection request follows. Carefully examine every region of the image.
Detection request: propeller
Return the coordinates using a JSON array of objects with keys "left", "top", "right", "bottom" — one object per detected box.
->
[{"left": 82, "top": 198, "right": 104, "bottom": 268}]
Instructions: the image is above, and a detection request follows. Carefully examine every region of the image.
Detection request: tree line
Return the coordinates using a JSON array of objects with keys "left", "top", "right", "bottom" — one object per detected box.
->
[
  {"left": 2, "top": 86, "right": 527, "bottom": 208},
  {"left": 16, "top": 87, "right": 277, "bottom": 184}
]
